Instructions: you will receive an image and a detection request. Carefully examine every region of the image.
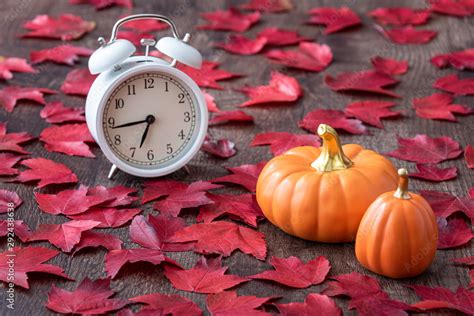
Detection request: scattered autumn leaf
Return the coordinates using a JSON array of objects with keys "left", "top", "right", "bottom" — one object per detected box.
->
[
  {"left": 204, "top": 90, "right": 220, "bottom": 112},
  {"left": 433, "top": 74, "right": 474, "bottom": 96},
  {"left": 431, "top": 48, "right": 474, "bottom": 70},
  {"left": 0, "top": 122, "right": 34, "bottom": 153},
  {"left": 211, "top": 161, "right": 267, "bottom": 192},
  {"left": 40, "top": 123, "right": 95, "bottom": 157},
  {"left": 168, "top": 221, "right": 267, "bottom": 259},
  {"left": 266, "top": 42, "right": 333, "bottom": 72},
  {"left": 0, "top": 189, "right": 22, "bottom": 214},
  {"left": 409, "top": 284, "right": 474, "bottom": 314},
  {"left": 68, "top": 207, "right": 141, "bottom": 228},
  {"left": 412, "top": 93, "right": 472, "bottom": 121},
  {"left": 410, "top": 164, "right": 457, "bottom": 181},
  {"left": 88, "top": 185, "right": 138, "bottom": 207},
  {"left": 250, "top": 256, "right": 330, "bottom": 288},
  {"left": 40, "top": 101, "right": 85, "bottom": 124},
  {"left": 307, "top": 7, "right": 361, "bottom": 34},
  {"left": 345, "top": 100, "right": 401, "bottom": 128},
  {"left": 60, "top": 68, "right": 97, "bottom": 96},
  {"left": 376, "top": 25, "right": 437, "bottom": 44},
  {"left": 209, "top": 110, "right": 254, "bottom": 125},
  {"left": 69, "top": 0, "right": 133, "bottom": 10},
  {"left": 0, "top": 56, "right": 36, "bottom": 80},
  {"left": 0, "top": 246, "right": 71, "bottom": 289},
  {"left": 325, "top": 70, "right": 400, "bottom": 97},
  {"left": 129, "top": 292, "right": 201, "bottom": 315},
  {"left": 257, "top": 27, "right": 307, "bottom": 46},
  {"left": 386, "top": 134, "right": 462, "bottom": 163},
  {"left": 428, "top": 0, "right": 474, "bottom": 17},
  {"left": 420, "top": 189, "right": 473, "bottom": 220},
  {"left": 72, "top": 231, "right": 122, "bottom": 254},
  {"left": 198, "top": 8, "right": 261, "bottom": 32},
  {"left": 216, "top": 34, "right": 268, "bottom": 55},
  {"left": 164, "top": 256, "right": 248, "bottom": 293},
  {"left": 240, "top": 0, "right": 293, "bottom": 12},
  {"left": 178, "top": 61, "right": 241, "bottom": 90},
  {"left": 46, "top": 278, "right": 128, "bottom": 314},
  {"left": 371, "top": 56, "right": 409, "bottom": 75},
  {"left": 122, "top": 17, "right": 168, "bottom": 32},
  {"left": 238, "top": 71, "right": 302, "bottom": 107},
  {"left": 251, "top": 131, "right": 320, "bottom": 156},
  {"left": 299, "top": 109, "right": 366, "bottom": 134},
  {"left": 465, "top": 145, "right": 474, "bottom": 169},
  {"left": 369, "top": 7, "right": 430, "bottom": 26},
  {"left": 15, "top": 157, "right": 78, "bottom": 188},
  {"left": 22, "top": 14, "right": 95, "bottom": 40},
  {"left": 30, "top": 45, "right": 92, "bottom": 66},
  {"left": 201, "top": 136, "right": 237, "bottom": 158},
  {"left": 276, "top": 293, "right": 342, "bottom": 316},
  {"left": 437, "top": 217, "right": 473, "bottom": 249},
  {"left": 0, "top": 153, "right": 21, "bottom": 176},
  {"left": 0, "top": 220, "right": 31, "bottom": 242},
  {"left": 207, "top": 291, "right": 275, "bottom": 315},
  {"left": 0, "top": 86, "right": 56, "bottom": 112}
]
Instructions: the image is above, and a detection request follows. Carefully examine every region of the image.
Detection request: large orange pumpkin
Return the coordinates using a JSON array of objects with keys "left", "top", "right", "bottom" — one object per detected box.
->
[
  {"left": 256, "top": 124, "right": 398, "bottom": 242},
  {"left": 355, "top": 168, "right": 438, "bottom": 278}
]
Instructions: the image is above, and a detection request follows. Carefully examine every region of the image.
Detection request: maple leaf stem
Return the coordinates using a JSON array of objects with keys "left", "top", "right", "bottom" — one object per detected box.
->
[
  {"left": 311, "top": 124, "right": 353, "bottom": 172},
  {"left": 394, "top": 168, "right": 411, "bottom": 199}
]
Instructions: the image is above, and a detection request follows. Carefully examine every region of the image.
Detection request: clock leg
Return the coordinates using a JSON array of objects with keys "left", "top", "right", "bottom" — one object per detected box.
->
[
  {"left": 183, "top": 165, "right": 191, "bottom": 175},
  {"left": 108, "top": 164, "right": 119, "bottom": 179}
]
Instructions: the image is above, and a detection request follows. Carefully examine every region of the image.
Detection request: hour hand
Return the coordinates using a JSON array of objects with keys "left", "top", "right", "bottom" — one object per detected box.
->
[{"left": 112, "top": 119, "right": 147, "bottom": 129}]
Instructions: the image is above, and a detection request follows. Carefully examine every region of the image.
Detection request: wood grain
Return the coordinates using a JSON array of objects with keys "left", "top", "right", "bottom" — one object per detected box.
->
[{"left": 0, "top": 0, "right": 472, "bottom": 315}]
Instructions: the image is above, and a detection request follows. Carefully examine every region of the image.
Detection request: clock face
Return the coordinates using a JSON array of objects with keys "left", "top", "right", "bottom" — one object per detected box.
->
[{"left": 102, "top": 71, "right": 201, "bottom": 169}]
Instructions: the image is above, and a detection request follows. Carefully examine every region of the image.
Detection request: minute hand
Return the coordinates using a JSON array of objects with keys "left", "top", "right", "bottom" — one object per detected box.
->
[{"left": 111, "top": 119, "right": 148, "bottom": 129}]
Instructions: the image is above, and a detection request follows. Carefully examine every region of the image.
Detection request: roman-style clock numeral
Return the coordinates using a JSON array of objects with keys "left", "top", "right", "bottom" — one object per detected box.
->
[
  {"left": 178, "top": 93, "right": 185, "bottom": 103},
  {"left": 184, "top": 111, "right": 191, "bottom": 122},
  {"left": 127, "top": 84, "right": 136, "bottom": 95},
  {"left": 144, "top": 78, "right": 154, "bottom": 89},
  {"left": 115, "top": 98, "right": 124, "bottom": 109}
]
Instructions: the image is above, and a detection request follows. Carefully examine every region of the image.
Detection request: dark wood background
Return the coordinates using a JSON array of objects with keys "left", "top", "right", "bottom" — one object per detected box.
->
[{"left": 1, "top": 0, "right": 473, "bottom": 315}]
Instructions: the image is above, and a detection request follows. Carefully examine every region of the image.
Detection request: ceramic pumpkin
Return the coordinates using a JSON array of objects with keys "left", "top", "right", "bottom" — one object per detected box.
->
[
  {"left": 256, "top": 124, "right": 398, "bottom": 242},
  {"left": 355, "top": 168, "right": 438, "bottom": 278}
]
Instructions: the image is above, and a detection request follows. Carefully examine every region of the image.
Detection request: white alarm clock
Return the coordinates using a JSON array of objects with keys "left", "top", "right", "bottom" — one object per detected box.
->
[{"left": 86, "top": 14, "right": 207, "bottom": 179}]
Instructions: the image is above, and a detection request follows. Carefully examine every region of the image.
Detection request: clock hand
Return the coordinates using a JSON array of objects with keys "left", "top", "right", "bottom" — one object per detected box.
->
[
  {"left": 139, "top": 115, "right": 156, "bottom": 148},
  {"left": 112, "top": 119, "right": 147, "bottom": 129}
]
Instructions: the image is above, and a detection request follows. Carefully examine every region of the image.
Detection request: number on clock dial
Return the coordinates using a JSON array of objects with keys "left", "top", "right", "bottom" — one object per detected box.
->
[{"left": 103, "top": 72, "right": 197, "bottom": 167}]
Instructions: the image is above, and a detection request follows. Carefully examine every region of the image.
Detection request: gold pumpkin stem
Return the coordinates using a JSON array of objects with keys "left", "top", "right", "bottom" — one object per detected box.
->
[
  {"left": 394, "top": 168, "right": 411, "bottom": 199},
  {"left": 311, "top": 124, "right": 353, "bottom": 172}
]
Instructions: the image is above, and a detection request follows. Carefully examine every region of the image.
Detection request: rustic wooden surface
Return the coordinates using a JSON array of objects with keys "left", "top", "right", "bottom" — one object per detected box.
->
[{"left": 0, "top": 0, "right": 473, "bottom": 315}]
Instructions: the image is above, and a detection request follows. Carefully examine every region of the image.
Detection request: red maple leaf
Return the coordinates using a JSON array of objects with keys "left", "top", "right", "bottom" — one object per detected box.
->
[
  {"left": 371, "top": 56, "right": 409, "bottom": 75},
  {"left": 0, "top": 246, "right": 71, "bottom": 289},
  {"left": 386, "top": 134, "right": 462, "bottom": 163},
  {"left": 433, "top": 74, "right": 474, "bottom": 96},
  {"left": 307, "top": 7, "right": 361, "bottom": 34},
  {"left": 198, "top": 8, "right": 261, "bottom": 32},
  {"left": 72, "top": 231, "right": 122, "bottom": 254},
  {"left": 201, "top": 136, "right": 237, "bottom": 158},
  {"left": 249, "top": 256, "right": 330, "bottom": 288},
  {"left": 410, "top": 164, "right": 457, "bottom": 181},
  {"left": 35, "top": 186, "right": 110, "bottom": 215},
  {"left": 412, "top": 93, "right": 472, "bottom": 121},
  {"left": 122, "top": 17, "right": 168, "bottom": 32},
  {"left": 105, "top": 248, "right": 180, "bottom": 279},
  {"left": 453, "top": 256, "right": 474, "bottom": 288},
  {"left": 376, "top": 25, "right": 437, "bottom": 44},
  {"left": 0, "top": 220, "right": 31, "bottom": 242},
  {"left": 276, "top": 293, "right": 342, "bottom": 316},
  {"left": 87, "top": 185, "right": 138, "bottom": 207},
  {"left": 211, "top": 161, "right": 267, "bottom": 192},
  {"left": 178, "top": 61, "right": 241, "bottom": 90},
  {"left": 420, "top": 189, "right": 474, "bottom": 220},
  {"left": 251, "top": 131, "right": 320, "bottom": 156},
  {"left": 369, "top": 7, "right": 431, "bottom": 26},
  {"left": 40, "top": 123, "right": 95, "bottom": 157},
  {"left": 46, "top": 278, "right": 128, "bottom": 314},
  {"left": 299, "top": 109, "right": 366, "bottom": 134},
  {"left": 266, "top": 42, "right": 333, "bottom": 72},
  {"left": 0, "top": 86, "right": 56, "bottom": 112},
  {"left": 15, "top": 157, "right": 78, "bottom": 188},
  {"left": 207, "top": 291, "right": 276, "bottom": 315},
  {"left": 437, "top": 217, "right": 473, "bottom": 249},
  {"left": 431, "top": 48, "right": 474, "bottom": 70},
  {"left": 0, "top": 122, "right": 34, "bottom": 153},
  {"left": 0, "top": 153, "right": 21, "bottom": 176},
  {"left": 129, "top": 214, "right": 194, "bottom": 251},
  {"left": 325, "top": 70, "right": 400, "bottom": 97},
  {"left": 345, "top": 100, "right": 401, "bottom": 128},
  {"left": 409, "top": 285, "right": 474, "bottom": 314},
  {"left": 0, "top": 56, "right": 37, "bottom": 80},
  {"left": 428, "top": 0, "right": 474, "bottom": 17},
  {"left": 40, "top": 101, "right": 85, "bottom": 124},
  {"left": 60, "top": 68, "right": 97, "bottom": 96},
  {"left": 164, "top": 256, "right": 248, "bottom": 293},
  {"left": 28, "top": 220, "right": 101, "bottom": 252},
  {"left": 168, "top": 221, "right": 267, "bottom": 259},
  {"left": 30, "top": 45, "right": 92, "bottom": 66},
  {"left": 198, "top": 193, "right": 264, "bottom": 227},
  {"left": 204, "top": 90, "right": 220, "bottom": 112},
  {"left": 142, "top": 180, "right": 219, "bottom": 216},
  {"left": 129, "top": 292, "right": 201, "bottom": 315},
  {"left": 257, "top": 27, "right": 308, "bottom": 46},
  {"left": 238, "top": 71, "right": 302, "bottom": 107},
  {"left": 22, "top": 14, "right": 95, "bottom": 40},
  {"left": 216, "top": 34, "right": 268, "bottom": 55},
  {"left": 0, "top": 189, "right": 22, "bottom": 214},
  {"left": 69, "top": 0, "right": 133, "bottom": 10},
  {"left": 68, "top": 207, "right": 141, "bottom": 228},
  {"left": 465, "top": 145, "right": 474, "bottom": 169},
  {"left": 209, "top": 110, "right": 254, "bottom": 125},
  {"left": 240, "top": 0, "right": 293, "bottom": 12}
]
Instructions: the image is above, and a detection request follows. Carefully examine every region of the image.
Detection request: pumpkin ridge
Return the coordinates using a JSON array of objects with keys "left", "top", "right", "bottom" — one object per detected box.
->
[
  {"left": 373, "top": 201, "right": 393, "bottom": 273},
  {"left": 411, "top": 196, "right": 437, "bottom": 245},
  {"left": 290, "top": 172, "right": 320, "bottom": 239},
  {"left": 400, "top": 201, "right": 415, "bottom": 276}
]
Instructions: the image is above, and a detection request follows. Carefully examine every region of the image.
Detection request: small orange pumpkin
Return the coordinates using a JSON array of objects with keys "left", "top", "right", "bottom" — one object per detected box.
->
[
  {"left": 256, "top": 124, "right": 398, "bottom": 242},
  {"left": 355, "top": 168, "right": 438, "bottom": 278}
]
